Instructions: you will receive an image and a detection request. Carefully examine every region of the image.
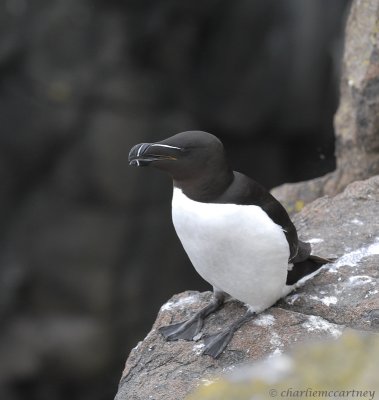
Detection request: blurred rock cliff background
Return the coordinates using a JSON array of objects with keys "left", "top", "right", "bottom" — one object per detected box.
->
[{"left": 0, "top": 0, "right": 350, "bottom": 399}]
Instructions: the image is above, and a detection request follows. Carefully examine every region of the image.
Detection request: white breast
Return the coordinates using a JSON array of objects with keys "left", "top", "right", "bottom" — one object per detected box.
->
[{"left": 172, "top": 188, "right": 291, "bottom": 312}]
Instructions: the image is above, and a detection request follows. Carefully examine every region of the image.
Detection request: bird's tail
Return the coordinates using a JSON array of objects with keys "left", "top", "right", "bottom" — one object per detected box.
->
[
  {"left": 286, "top": 254, "right": 334, "bottom": 285},
  {"left": 309, "top": 254, "right": 335, "bottom": 263}
]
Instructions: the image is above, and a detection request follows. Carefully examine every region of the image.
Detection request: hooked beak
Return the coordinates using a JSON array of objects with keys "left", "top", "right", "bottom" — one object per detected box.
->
[{"left": 128, "top": 143, "right": 181, "bottom": 167}]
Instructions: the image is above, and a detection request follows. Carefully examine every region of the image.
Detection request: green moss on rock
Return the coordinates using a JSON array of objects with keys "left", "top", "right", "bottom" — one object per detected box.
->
[{"left": 187, "top": 331, "right": 379, "bottom": 400}]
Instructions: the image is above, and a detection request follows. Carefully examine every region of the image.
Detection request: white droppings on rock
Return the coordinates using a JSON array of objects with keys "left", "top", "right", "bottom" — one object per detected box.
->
[
  {"left": 332, "top": 284, "right": 343, "bottom": 295},
  {"left": 270, "top": 332, "right": 283, "bottom": 349},
  {"left": 307, "top": 238, "right": 324, "bottom": 244},
  {"left": 330, "top": 238, "right": 379, "bottom": 271},
  {"left": 254, "top": 314, "right": 276, "bottom": 327},
  {"left": 365, "top": 289, "right": 379, "bottom": 298},
  {"left": 285, "top": 293, "right": 300, "bottom": 305},
  {"left": 302, "top": 315, "right": 343, "bottom": 338},
  {"left": 351, "top": 218, "right": 364, "bottom": 225},
  {"left": 368, "top": 241, "right": 379, "bottom": 255},
  {"left": 332, "top": 249, "right": 366, "bottom": 269},
  {"left": 348, "top": 275, "right": 374, "bottom": 286},
  {"left": 160, "top": 294, "right": 198, "bottom": 311},
  {"left": 310, "top": 295, "right": 338, "bottom": 306},
  {"left": 321, "top": 296, "right": 338, "bottom": 306},
  {"left": 192, "top": 343, "right": 205, "bottom": 355}
]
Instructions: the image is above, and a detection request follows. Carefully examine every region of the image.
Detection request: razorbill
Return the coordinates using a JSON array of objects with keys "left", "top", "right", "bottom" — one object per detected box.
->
[{"left": 128, "top": 131, "right": 330, "bottom": 358}]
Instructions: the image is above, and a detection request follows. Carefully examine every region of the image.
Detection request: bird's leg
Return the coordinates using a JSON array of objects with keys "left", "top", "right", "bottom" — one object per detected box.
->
[
  {"left": 159, "top": 290, "right": 226, "bottom": 341},
  {"left": 203, "top": 308, "right": 256, "bottom": 358}
]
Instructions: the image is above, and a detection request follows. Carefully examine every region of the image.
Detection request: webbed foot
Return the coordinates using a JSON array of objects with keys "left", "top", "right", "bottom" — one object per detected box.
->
[
  {"left": 159, "top": 316, "right": 203, "bottom": 341},
  {"left": 159, "top": 292, "right": 225, "bottom": 341},
  {"left": 202, "top": 309, "right": 256, "bottom": 358},
  {"left": 203, "top": 329, "right": 235, "bottom": 358}
]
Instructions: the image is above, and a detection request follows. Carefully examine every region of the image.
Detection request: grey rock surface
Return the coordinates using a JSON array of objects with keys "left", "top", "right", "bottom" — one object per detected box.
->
[
  {"left": 115, "top": 175, "right": 379, "bottom": 400},
  {"left": 272, "top": 0, "right": 379, "bottom": 212},
  {"left": 279, "top": 176, "right": 379, "bottom": 329}
]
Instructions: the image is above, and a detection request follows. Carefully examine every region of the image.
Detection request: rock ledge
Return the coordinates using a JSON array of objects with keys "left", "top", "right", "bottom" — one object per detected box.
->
[{"left": 116, "top": 176, "right": 379, "bottom": 400}]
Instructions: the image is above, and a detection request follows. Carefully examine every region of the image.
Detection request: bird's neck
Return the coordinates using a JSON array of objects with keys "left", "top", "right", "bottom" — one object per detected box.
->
[{"left": 173, "top": 166, "right": 234, "bottom": 203}]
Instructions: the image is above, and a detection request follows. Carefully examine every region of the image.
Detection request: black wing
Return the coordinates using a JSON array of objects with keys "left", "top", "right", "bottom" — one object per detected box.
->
[{"left": 214, "top": 171, "right": 333, "bottom": 285}]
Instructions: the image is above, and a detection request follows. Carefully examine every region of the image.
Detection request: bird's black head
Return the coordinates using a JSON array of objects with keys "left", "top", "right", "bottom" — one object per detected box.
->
[{"left": 128, "top": 131, "right": 230, "bottom": 183}]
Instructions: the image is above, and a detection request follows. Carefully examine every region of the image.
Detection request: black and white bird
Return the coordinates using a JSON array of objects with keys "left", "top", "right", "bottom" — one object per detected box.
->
[{"left": 128, "top": 131, "right": 330, "bottom": 358}]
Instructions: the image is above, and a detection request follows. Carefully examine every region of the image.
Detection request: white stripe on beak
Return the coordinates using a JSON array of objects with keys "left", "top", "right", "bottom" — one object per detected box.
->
[{"left": 150, "top": 144, "right": 182, "bottom": 150}]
